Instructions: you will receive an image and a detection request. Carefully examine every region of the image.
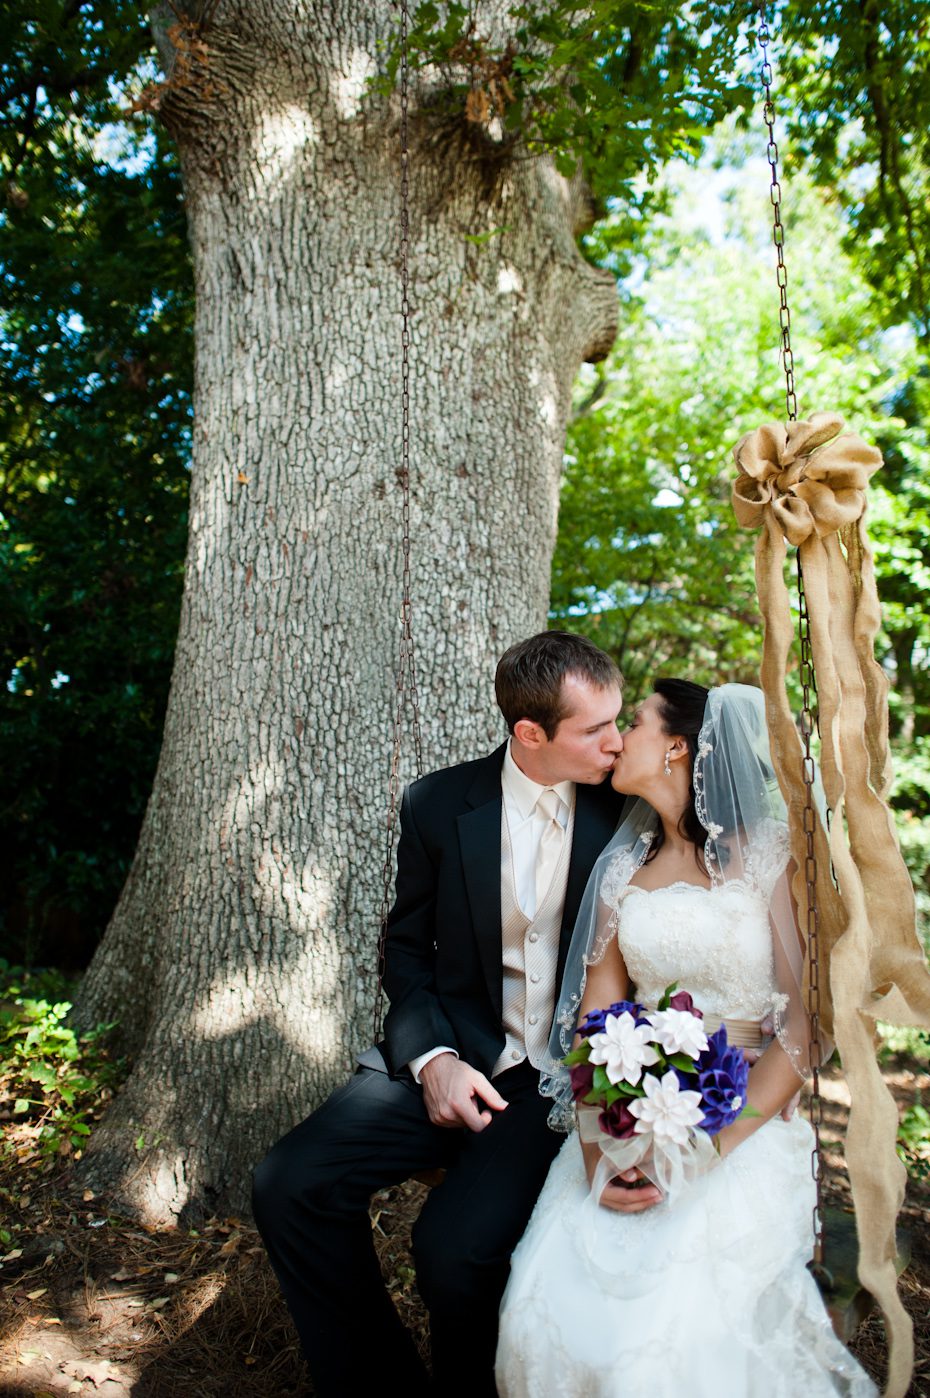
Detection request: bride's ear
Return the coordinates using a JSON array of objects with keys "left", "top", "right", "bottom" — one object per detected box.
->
[{"left": 666, "top": 735, "right": 689, "bottom": 764}]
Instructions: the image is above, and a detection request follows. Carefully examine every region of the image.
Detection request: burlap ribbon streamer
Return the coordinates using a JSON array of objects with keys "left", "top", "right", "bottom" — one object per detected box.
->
[{"left": 732, "top": 411, "right": 930, "bottom": 1398}]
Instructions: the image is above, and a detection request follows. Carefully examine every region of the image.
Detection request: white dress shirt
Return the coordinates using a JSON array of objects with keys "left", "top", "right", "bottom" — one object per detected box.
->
[{"left": 408, "top": 742, "right": 574, "bottom": 1082}]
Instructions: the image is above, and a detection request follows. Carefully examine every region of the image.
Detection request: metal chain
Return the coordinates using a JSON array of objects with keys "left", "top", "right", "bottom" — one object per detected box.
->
[
  {"left": 797, "top": 554, "right": 827, "bottom": 1276},
  {"left": 373, "top": 0, "right": 423, "bottom": 1041},
  {"left": 757, "top": 3, "right": 798, "bottom": 423},
  {"left": 757, "top": 2, "right": 826, "bottom": 1277}
]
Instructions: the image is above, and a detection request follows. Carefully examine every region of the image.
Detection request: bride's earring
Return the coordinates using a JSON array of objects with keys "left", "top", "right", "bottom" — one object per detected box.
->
[{"left": 663, "top": 750, "right": 672, "bottom": 777}]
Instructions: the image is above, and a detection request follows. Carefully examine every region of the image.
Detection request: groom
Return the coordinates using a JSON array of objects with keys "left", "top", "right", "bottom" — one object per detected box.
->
[{"left": 252, "top": 631, "right": 624, "bottom": 1396}]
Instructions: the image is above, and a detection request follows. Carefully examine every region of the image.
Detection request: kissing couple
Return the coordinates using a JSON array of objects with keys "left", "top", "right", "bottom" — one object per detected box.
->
[{"left": 253, "top": 630, "right": 874, "bottom": 1396}]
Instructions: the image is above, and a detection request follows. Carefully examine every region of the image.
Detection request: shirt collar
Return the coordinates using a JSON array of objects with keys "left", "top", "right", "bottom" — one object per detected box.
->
[{"left": 502, "top": 739, "right": 574, "bottom": 819}]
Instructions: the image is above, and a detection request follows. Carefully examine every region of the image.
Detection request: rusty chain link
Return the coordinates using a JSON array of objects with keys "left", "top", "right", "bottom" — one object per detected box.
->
[
  {"left": 797, "top": 554, "right": 827, "bottom": 1276},
  {"left": 757, "top": 4, "right": 797, "bottom": 423},
  {"left": 757, "top": 2, "right": 826, "bottom": 1278},
  {"left": 373, "top": 0, "right": 423, "bottom": 1041}
]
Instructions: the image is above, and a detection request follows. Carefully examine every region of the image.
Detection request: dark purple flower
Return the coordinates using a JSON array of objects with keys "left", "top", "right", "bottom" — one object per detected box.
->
[
  {"left": 599, "top": 1098, "right": 638, "bottom": 1139},
  {"left": 577, "top": 999, "right": 647, "bottom": 1038},
  {"left": 668, "top": 990, "right": 703, "bottom": 1019},
  {"left": 696, "top": 1026, "right": 750, "bottom": 1135},
  {"left": 569, "top": 1062, "right": 596, "bottom": 1102}
]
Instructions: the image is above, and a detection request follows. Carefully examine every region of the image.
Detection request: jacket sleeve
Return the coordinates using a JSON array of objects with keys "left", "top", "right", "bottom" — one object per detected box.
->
[{"left": 381, "top": 784, "right": 459, "bottom": 1074}]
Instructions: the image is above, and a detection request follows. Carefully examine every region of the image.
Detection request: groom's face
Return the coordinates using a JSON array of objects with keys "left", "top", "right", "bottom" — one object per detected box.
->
[{"left": 513, "top": 675, "right": 623, "bottom": 786}]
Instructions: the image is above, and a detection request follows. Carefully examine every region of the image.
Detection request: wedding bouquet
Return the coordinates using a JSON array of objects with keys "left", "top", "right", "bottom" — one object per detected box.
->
[{"left": 563, "top": 985, "right": 751, "bottom": 1193}]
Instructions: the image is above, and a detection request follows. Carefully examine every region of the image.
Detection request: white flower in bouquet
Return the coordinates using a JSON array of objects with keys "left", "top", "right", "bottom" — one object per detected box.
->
[
  {"left": 628, "top": 1069, "right": 705, "bottom": 1146},
  {"left": 644, "top": 1006, "right": 709, "bottom": 1059},
  {"left": 586, "top": 1012, "right": 660, "bottom": 1086}
]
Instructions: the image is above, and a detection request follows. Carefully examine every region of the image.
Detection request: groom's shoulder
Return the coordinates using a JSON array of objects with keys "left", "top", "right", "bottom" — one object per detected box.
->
[{"left": 406, "top": 743, "right": 506, "bottom": 811}]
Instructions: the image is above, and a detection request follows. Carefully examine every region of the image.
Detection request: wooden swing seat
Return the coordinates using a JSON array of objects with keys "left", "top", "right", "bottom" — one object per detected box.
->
[{"left": 820, "top": 1206, "right": 911, "bottom": 1343}]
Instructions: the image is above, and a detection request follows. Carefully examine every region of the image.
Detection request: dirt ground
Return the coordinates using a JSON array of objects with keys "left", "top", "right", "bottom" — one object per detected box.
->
[{"left": 1, "top": 1058, "right": 927, "bottom": 1398}]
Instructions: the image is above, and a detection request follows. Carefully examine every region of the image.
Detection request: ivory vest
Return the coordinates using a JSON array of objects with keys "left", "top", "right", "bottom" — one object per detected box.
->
[{"left": 493, "top": 794, "right": 575, "bottom": 1078}]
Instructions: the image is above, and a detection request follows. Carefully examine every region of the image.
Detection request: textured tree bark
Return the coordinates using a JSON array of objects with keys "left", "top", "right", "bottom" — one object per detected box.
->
[{"left": 72, "top": 0, "right": 617, "bottom": 1221}]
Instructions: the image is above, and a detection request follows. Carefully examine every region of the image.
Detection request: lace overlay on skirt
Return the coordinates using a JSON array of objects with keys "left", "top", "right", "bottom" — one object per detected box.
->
[{"left": 495, "top": 883, "right": 876, "bottom": 1398}]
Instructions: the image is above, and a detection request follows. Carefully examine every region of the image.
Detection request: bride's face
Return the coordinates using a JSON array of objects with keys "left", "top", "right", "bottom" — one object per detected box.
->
[{"left": 610, "top": 692, "right": 672, "bottom": 797}]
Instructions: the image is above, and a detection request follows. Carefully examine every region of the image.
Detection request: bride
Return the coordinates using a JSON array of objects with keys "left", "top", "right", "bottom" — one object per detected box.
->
[{"left": 495, "top": 680, "right": 876, "bottom": 1397}]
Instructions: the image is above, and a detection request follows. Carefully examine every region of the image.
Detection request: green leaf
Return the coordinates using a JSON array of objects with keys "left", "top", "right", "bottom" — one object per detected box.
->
[
  {"left": 658, "top": 982, "right": 679, "bottom": 1011},
  {"left": 591, "top": 1064, "right": 610, "bottom": 1095}
]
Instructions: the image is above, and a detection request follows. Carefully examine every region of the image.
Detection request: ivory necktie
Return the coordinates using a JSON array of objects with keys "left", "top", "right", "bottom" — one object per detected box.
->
[{"left": 535, "top": 788, "right": 564, "bottom": 912}]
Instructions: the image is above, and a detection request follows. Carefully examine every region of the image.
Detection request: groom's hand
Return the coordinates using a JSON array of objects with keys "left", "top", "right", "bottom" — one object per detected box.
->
[{"left": 419, "top": 1053, "right": 508, "bottom": 1132}]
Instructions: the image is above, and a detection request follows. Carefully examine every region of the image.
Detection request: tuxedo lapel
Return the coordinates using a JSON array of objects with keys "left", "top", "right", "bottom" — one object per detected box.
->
[
  {"left": 457, "top": 746, "right": 506, "bottom": 1018},
  {"left": 557, "top": 784, "right": 619, "bottom": 989}
]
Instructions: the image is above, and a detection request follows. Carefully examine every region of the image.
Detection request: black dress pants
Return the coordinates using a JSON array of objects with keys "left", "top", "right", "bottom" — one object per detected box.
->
[{"left": 251, "top": 1059, "right": 562, "bottom": 1397}]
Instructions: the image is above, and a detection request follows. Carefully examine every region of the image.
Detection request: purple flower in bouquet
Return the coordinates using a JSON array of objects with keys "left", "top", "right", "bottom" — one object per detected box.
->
[
  {"left": 696, "top": 1026, "right": 750, "bottom": 1134},
  {"left": 569, "top": 1062, "right": 596, "bottom": 1102},
  {"left": 668, "top": 990, "right": 703, "bottom": 1018},
  {"left": 577, "top": 999, "right": 647, "bottom": 1038},
  {"left": 599, "top": 1098, "right": 638, "bottom": 1139}
]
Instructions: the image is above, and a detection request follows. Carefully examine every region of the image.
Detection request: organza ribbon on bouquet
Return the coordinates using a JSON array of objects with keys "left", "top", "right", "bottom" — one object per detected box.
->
[
  {"left": 576, "top": 1106, "right": 720, "bottom": 1296},
  {"left": 732, "top": 411, "right": 930, "bottom": 1398}
]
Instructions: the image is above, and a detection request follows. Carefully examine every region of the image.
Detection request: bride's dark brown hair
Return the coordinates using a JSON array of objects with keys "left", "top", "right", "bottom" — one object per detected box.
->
[{"left": 643, "top": 678, "right": 710, "bottom": 868}]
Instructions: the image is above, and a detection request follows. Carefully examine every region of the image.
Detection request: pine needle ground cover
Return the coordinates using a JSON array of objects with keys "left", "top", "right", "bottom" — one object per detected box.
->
[{"left": 0, "top": 965, "right": 927, "bottom": 1397}]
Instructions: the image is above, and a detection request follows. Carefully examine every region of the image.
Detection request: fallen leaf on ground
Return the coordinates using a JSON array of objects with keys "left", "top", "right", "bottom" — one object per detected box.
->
[{"left": 61, "top": 1358, "right": 119, "bottom": 1387}]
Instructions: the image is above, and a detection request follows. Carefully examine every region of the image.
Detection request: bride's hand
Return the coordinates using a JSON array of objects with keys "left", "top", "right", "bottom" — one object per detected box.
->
[
  {"left": 582, "top": 1138, "right": 662, "bottom": 1213},
  {"left": 599, "top": 1167, "right": 663, "bottom": 1213}
]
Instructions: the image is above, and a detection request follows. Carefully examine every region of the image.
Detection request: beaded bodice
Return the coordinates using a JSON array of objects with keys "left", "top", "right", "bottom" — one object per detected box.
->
[{"left": 617, "top": 882, "right": 778, "bottom": 1021}]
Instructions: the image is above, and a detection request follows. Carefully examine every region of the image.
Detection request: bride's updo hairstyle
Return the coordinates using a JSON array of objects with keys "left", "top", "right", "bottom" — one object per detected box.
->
[{"left": 648, "top": 678, "right": 710, "bottom": 866}]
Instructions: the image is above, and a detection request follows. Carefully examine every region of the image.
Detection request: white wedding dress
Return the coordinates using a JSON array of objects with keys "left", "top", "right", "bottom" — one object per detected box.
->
[{"left": 495, "top": 881, "right": 876, "bottom": 1397}]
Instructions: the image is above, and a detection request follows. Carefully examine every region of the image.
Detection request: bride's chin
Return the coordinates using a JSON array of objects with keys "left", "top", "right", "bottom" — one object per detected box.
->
[{"left": 610, "top": 771, "right": 633, "bottom": 795}]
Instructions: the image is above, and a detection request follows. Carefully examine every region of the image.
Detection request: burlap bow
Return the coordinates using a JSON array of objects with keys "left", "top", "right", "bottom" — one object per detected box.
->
[
  {"left": 732, "top": 411, "right": 930, "bottom": 1398},
  {"left": 732, "top": 411, "right": 882, "bottom": 545}
]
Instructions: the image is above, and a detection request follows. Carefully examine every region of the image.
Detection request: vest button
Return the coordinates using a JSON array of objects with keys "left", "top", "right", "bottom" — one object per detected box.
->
[
  {"left": 511, "top": 1049, "right": 521, "bottom": 1060},
  {"left": 528, "top": 932, "right": 539, "bottom": 943},
  {"left": 528, "top": 1014, "right": 538, "bottom": 1025},
  {"left": 530, "top": 973, "right": 540, "bottom": 984}
]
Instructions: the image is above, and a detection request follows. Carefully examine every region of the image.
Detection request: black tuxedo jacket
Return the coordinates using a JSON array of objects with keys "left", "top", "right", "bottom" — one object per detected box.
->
[{"left": 382, "top": 743, "right": 623, "bottom": 1078}]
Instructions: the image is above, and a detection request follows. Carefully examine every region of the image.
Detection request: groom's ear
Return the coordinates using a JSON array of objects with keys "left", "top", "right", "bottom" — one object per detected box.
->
[{"left": 513, "top": 717, "right": 545, "bottom": 750}]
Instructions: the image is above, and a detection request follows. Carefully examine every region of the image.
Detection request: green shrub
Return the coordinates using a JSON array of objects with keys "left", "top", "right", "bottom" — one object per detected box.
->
[
  {"left": 0, "top": 959, "right": 127, "bottom": 1169},
  {"left": 896, "top": 1103, "right": 930, "bottom": 1181}
]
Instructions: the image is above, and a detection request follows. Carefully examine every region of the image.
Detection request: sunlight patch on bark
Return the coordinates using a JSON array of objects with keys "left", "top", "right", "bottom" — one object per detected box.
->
[
  {"left": 188, "top": 950, "right": 342, "bottom": 1058},
  {"left": 539, "top": 391, "right": 558, "bottom": 427},
  {"left": 250, "top": 106, "right": 317, "bottom": 187},
  {"left": 333, "top": 48, "right": 377, "bottom": 119},
  {"left": 497, "top": 264, "right": 523, "bottom": 295}
]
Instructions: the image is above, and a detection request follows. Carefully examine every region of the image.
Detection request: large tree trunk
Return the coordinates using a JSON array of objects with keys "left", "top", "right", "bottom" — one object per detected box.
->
[{"left": 72, "top": 0, "right": 617, "bottom": 1222}]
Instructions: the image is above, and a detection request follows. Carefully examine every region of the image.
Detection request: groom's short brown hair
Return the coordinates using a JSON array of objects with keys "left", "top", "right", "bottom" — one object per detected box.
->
[{"left": 495, "top": 631, "right": 622, "bottom": 740}]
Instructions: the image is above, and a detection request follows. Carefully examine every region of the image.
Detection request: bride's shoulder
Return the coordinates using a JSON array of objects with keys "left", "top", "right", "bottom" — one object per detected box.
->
[
  {"left": 598, "top": 832, "right": 654, "bottom": 910},
  {"left": 742, "top": 817, "right": 791, "bottom": 894}
]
